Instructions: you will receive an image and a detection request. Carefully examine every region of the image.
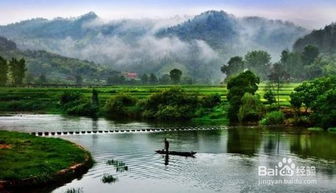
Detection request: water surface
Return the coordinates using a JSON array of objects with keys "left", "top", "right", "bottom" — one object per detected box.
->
[{"left": 0, "top": 114, "right": 335, "bottom": 193}]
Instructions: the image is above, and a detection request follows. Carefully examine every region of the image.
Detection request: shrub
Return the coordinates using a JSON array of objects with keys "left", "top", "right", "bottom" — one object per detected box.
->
[
  {"left": 264, "top": 89, "right": 276, "bottom": 105},
  {"left": 65, "top": 101, "right": 97, "bottom": 116},
  {"left": 59, "top": 91, "right": 82, "bottom": 106},
  {"left": 201, "top": 94, "right": 221, "bottom": 108},
  {"left": 142, "top": 88, "right": 199, "bottom": 120},
  {"left": 260, "top": 111, "right": 285, "bottom": 125},
  {"left": 238, "top": 93, "right": 264, "bottom": 123},
  {"left": 311, "top": 89, "right": 336, "bottom": 129},
  {"left": 290, "top": 76, "right": 336, "bottom": 128},
  {"left": 59, "top": 91, "right": 97, "bottom": 116},
  {"left": 104, "top": 93, "right": 138, "bottom": 117}
]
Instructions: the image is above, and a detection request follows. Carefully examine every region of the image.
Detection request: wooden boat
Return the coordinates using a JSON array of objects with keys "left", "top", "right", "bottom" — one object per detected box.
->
[{"left": 155, "top": 150, "right": 196, "bottom": 157}]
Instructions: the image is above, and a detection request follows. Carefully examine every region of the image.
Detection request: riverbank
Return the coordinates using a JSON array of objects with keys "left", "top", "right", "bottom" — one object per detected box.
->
[
  {"left": 0, "top": 130, "right": 93, "bottom": 192},
  {"left": 0, "top": 84, "right": 295, "bottom": 112},
  {"left": 0, "top": 84, "right": 296, "bottom": 126}
]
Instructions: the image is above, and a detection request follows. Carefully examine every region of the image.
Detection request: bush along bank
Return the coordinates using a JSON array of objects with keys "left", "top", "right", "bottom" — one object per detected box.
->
[
  {"left": 0, "top": 130, "right": 93, "bottom": 191},
  {"left": 56, "top": 87, "right": 228, "bottom": 124},
  {"left": 226, "top": 71, "right": 336, "bottom": 130},
  {"left": 103, "top": 87, "right": 225, "bottom": 122}
]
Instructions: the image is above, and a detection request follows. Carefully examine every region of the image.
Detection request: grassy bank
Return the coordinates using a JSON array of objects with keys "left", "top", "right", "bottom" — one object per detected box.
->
[
  {"left": 0, "top": 130, "right": 93, "bottom": 190},
  {"left": 0, "top": 84, "right": 298, "bottom": 125}
]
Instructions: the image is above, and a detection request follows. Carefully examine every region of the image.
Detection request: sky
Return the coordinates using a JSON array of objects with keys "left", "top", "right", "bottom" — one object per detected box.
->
[{"left": 1, "top": 0, "right": 336, "bottom": 29}]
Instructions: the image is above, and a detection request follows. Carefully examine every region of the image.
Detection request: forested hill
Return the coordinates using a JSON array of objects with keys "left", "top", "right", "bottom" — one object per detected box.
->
[
  {"left": 0, "top": 11, "right": 309, "bottom": 83},
  {"left": 0, "top": 36, "right": 107, "bottom": 84},
  {"left": 293, "top": 23, "right": 336, "bottom": 55},
  {"left": 157, "top": 10, "right": 308, "bottom": 55}
]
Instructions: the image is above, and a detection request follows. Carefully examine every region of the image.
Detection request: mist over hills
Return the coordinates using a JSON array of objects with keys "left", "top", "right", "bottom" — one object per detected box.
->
[
  {"left": 294, "top": 23, "right": 336, "bottom": 55},
  {"left": 0, "top": 36, "right": 107, "bottom": 84},
  {"left": 0, "top": 10, "right": 309, "bottom": 83}
]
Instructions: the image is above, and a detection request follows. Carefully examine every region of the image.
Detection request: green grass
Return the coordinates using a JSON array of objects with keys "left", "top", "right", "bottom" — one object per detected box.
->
[
  {"left": 0, "top": 130, "right": 90, "bottom": 181},
  {"left": 0, "top": 83, "right": 297, "bottom": 114},
  {"left": 192, "top": 103, "right": 229, "bottom": 125},
  {"left": 308, "top": 127, "right": 324, "bottom": 131}
]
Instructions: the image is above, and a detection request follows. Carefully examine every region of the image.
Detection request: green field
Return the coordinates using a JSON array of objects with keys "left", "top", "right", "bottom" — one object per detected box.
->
[
  {"left": 0, "top": 130, "right": 92, "bottom": 182},
  {"left": 0, "top": 83, "right": 299, "bottom": 113}
]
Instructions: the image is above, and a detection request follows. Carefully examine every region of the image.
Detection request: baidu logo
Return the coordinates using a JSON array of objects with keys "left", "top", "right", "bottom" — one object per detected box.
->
[{"left": 258, "top": 157, "right": 315, "bottom": 177}]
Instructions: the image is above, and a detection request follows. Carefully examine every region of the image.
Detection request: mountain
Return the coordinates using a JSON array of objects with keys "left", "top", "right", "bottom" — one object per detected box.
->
[
  {"left": 157, "top": 11, "right": 308, "bottom": 56},
  {"left": 157, "top": 11, "right": 240, "bottom": 49},
  {"left": 0, "top": 36, "right": 107, "bottom": 84},
  {"left": 0, "top": 11, "right": 309, "bottom": 83},
  {"left": 293, "top": 23, "right": 336, "bottom": 55},
  {"left": 0, "top": 12, "right": 98, "bottom": 40}
]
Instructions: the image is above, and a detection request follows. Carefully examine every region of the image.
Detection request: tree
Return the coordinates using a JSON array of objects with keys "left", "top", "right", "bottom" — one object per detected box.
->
[
  {"left": 268, "top": 62, "right": 289, "bottom": 107},
  {"left": 149, "top": 73, "right": 158, "bottom": 84},
  {"left": 91, "top": 89, "right": 99, "bottom": 112},
  {"left": 107, "top": 74, "right": 125, "bottom": 85},
  {"left": 141, "top": 74, "right": 149, "bottom": 84},
  {"left": 282, "top": 51, "right": 304, "bottom": 80},
  {"left": 221, "top": 56, "right": 245, "bottom": 81},
  {"left": 38, "top": 74, "right": 47, "bottom": 84},
  {"left": 170, "top": 69, "right": 182, "bottom": 84},
  {"left": 311, "top": 89, "right": 336, "bottom": 129},
  {"left": 0, "top": 56, "right": 8, "bottom": 86},
  {"left": 159, "top": 74, "right": 170, "bottom": 84},
  {"left": 304, "top": 58, "right": 324, "bottom": 79},
  {"left": 227, "top": 70, "right": 260, "bottom": 123},
  {"left": 244, "top": 50, "right": 271, "bottom": 80},
  {"left": 290, "top": 76, "right": 336, "bottom": 129},
  {"left": 238, "top": 93, "right": 264, "bottom": 123},
  {"left": 302, "top": 45, "right": 319, "bottom": 66},
  {"left": 9, "top": 58, "right": 26, "bottom": 86},
  {"left": 280, "top": 49, "right": 289, "bottom": 64},
  {"left": 264, "top": 88, "right": 276, "bottom": 105},
  {"left": 75, "top": 75, "right": 83, "bottom": 86},
  {"left": 290, "top": 76, "right": 336, "bottom": 113}
]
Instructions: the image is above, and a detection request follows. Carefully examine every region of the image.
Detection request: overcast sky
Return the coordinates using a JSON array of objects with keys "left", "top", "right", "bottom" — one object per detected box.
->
[{"left": 1, "top": 0, "right": 336, "bottom": 29}]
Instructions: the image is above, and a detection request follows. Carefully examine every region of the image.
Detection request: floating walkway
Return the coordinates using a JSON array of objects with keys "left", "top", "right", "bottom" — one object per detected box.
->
[{"left": 30, "top": 126, "right": 226, "bottom": 136}]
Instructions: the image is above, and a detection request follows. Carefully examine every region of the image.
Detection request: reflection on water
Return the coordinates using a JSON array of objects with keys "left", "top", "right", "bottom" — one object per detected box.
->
[{"left": 0, "top": 114, "right": 336, "bottom": 193}]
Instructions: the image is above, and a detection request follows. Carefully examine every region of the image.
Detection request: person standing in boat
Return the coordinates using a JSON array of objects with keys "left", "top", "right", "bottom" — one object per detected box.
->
[{"left": 164, "top": 138, "right": 169, "bottom": 153}]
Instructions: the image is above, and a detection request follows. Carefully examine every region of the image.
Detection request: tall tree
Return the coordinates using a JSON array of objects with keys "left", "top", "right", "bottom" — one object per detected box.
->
[
  {"left": 9, "top": 58, "right": 26, "bottom": 86},
  {"left": 170, "top": 69, "right": 182, "bottom": 84},
  {"left": 282, "top": 52, "right": 304, "bottom": 80},
  {"left": 141, "top": 73, "right": 149, "bottom": 84},
  {"left": 0, "top": 56, "right": 8, "bottom": 86},
  {"left": 107, "top": 72, "right": 125, "bottom": 85},
  {"left": 302, "top": 45, "right": 320, "bottom": 66},
  {"left": 280, "top": 49, "right": 289, "bottom": 64},
  {"left": 268, "top": 62, "right": 289, "bottom": 107},
  {"left": 244, "top": 50, "right": 271, "bottom": 80},
  {"left": 149, "top": 73, "right": 158, "bottom": 84},
  {"left": 227, "top": 70, "right": 260, "bottom": 123},
  {"left": 221, "top": 56, "right": 245, "bottom": 81}
]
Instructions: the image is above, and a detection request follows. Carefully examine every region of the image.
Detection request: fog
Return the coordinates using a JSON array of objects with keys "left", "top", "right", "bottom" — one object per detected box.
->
[{"left": 1, "top": 11, "right": 308, "bottom": 83}]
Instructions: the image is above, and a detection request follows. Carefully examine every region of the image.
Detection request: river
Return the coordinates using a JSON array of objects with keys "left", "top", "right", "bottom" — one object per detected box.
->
[{"left": 0, "top": 114, "right": 335, "bottom": 193}]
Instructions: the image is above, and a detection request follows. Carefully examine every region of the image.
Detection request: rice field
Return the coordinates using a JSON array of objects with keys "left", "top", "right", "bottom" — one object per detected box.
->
[{"left": 0, "top": 83, "right": 299, "bottom": 113}]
